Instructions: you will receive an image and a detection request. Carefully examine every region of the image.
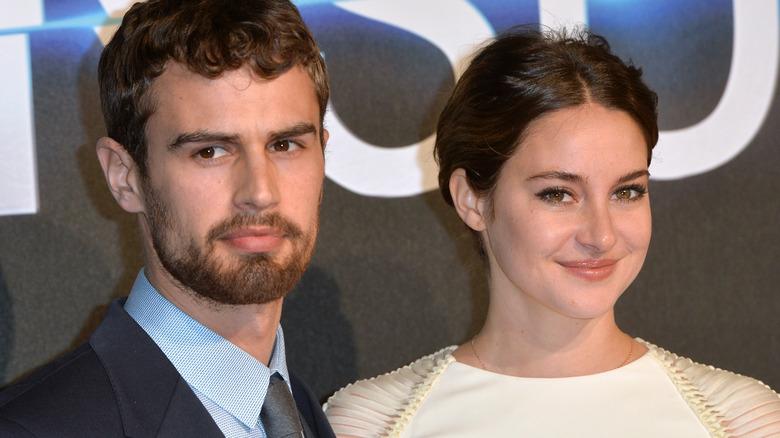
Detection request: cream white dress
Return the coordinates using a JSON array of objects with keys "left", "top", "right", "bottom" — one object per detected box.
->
[{"left": 324, "top": 340, "right": 780, "bottom": 437}]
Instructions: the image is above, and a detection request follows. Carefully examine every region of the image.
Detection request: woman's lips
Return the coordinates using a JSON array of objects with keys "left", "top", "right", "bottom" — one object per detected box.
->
[
  {"left": 218, "top": 227, "right": 285, "bottom": 253},
  {"left": 558, "top": 259, "right": 618, "bottom": 281}
]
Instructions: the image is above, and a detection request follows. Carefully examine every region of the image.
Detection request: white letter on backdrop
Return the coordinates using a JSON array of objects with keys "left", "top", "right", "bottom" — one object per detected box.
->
[
  {"left": 324, "top": 0, "right": 493, "bottom": 197},
  {"left": 0, "top": 1, "right": 43, "bottom": 216},
  {"left": 538, "top": 0, "right": 587, "bottom": 29},
  {"left": 650, "top": 0, "right": 779, "bottom": 179}
]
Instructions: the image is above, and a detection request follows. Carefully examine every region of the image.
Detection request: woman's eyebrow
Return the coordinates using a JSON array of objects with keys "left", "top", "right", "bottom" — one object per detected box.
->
[
  {"left": 617, "top": 169, "right": 651, "bottom": 184},
  {"left": 526, "top": 171, "right": 581, "bottom": 182},
  {"left": 525, "top": 169, "right": 650, "bottom": 184}
]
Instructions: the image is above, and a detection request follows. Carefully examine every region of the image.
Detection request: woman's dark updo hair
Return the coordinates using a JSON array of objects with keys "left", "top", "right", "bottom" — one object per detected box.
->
[{"left": 434, "top": 26, "right": 658, "bottom": 214}]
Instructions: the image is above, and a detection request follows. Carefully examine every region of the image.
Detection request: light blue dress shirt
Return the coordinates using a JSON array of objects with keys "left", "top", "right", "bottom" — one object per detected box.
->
[{"left": 124, "top": 269, "right": 292, "bottom": 438}]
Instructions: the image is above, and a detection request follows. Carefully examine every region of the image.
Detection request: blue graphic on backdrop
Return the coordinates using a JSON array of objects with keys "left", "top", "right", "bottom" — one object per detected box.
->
[
  {"left": 589, "top": 0, "right": 733, "bottom": 129},
  {"left": 45, "top": 0, "right": 107, "bottom": 22},
  {"left": 304, "top": 4, "right": 455, "bottom": 148},
  {"left": 470, "top": 0, "right": 538, "bottom": 34}
]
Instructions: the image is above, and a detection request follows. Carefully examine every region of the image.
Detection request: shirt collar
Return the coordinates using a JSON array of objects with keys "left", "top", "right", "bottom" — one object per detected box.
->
[{"left": 124, "top": 269, "right": 291, "bottom": 428}]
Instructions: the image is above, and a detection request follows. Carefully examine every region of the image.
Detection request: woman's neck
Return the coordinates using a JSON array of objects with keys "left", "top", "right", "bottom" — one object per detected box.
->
[{"left": 454, "top": 296, "right": 645, "bottom": 377}]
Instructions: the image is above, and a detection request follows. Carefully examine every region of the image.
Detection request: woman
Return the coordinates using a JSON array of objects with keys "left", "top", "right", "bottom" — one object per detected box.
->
[{"left": 324, "top": 28, "right": 780, "bottom": 437}]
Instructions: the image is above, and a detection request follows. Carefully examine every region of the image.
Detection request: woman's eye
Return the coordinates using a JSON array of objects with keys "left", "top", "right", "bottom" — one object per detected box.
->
[
  {"left": 196, "top": 146, "right": 228, "bottom": 159},
  {"left": 612, "top": 185, "right": 647, "bottom": 201},
  {"left": 536, "top": 188, "right": 574, "bottom": 203}
]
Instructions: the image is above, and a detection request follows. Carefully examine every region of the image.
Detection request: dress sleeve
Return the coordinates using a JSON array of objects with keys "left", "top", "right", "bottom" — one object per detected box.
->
[
  {"left": 644, "top": 340, "right": 780, "bottom": 437},
  {"left": 687, "top": 363, "right": 780, "bottom": 437},
  {"left": 323, "top": 347, "right": 456, "bottom": 438}
]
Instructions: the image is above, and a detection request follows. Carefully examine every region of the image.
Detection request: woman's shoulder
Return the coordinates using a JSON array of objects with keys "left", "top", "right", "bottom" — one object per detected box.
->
[
  {"left": 323, "top": 345, "right": 457, "bottom": 438},
  {"left": 640, "top": 339, "right": 780, "bottom": 437}
]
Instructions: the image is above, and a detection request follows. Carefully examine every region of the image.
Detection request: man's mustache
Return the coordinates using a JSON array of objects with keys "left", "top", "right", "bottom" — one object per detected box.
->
[{"left": 207, "top": 212, "right": 304, "bottom": 242}]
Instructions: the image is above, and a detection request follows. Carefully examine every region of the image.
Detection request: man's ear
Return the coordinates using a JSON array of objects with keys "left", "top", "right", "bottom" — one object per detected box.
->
[
  {"left": 322, "top": 128, "right": 329, "bottom": 148},
  {"left": 96, "top": 137, "right": 145, "bottom": 213},
  {"left": 449, "top": 168, "right": 487, "bottom": 231}
]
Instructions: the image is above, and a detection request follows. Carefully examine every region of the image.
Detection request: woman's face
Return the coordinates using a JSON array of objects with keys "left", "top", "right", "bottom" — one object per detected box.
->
[{"left": 477, "top": 104, "right": 651, "bottom": 321}]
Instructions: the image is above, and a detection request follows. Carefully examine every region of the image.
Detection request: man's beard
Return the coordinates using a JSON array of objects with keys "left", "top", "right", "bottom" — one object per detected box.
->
[{"left": 143, "top": 181, "right": 317, "bottom": 306}]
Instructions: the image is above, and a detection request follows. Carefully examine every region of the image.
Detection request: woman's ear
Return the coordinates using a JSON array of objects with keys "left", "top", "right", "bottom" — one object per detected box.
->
[
  {"left": 96, "top": 137, "right": 145, "bottom": 214},
  {"left": 449, "top": 168, "right": 487, "bottom": 231}
]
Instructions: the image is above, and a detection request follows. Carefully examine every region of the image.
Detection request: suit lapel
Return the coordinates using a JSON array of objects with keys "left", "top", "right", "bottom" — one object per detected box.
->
[
  {"left": 299, "top": 411, "right": 315, "bottom": 438},
  {"left": 90, "top": 298, "right": 222, "bottom": 437},
  {"left": 92, "top": 299, "right": 334, "bottom": 438},
  {"left": 156, "top": 378, "right": 224, "bottom": 437},
  {"left": 289, "top": 371, "right": 336, "bottom": 438}
]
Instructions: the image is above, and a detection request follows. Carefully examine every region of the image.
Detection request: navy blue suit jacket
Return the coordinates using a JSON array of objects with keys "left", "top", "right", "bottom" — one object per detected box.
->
[{"left": 0, "top": 298, "right": 336, "bottom": 438}]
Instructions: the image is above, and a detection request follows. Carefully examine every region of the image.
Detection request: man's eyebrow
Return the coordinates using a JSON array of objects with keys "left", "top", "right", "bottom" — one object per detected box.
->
[
  {"left": 167, "top": 132, "right": 241, "bottom": 151},
  {"left": 268, "top": 122, "right": 317, "bottom": 142}
]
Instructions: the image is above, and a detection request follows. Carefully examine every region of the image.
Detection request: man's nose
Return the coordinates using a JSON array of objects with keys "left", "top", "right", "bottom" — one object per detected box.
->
[{"left": 232, "top": 151, "right": 280, "bottom": 213}]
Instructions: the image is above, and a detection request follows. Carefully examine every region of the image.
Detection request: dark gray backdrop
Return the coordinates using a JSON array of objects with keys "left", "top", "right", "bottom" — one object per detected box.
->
[{"left": 1, "top": 0, "right": 778, "bottom": 402}]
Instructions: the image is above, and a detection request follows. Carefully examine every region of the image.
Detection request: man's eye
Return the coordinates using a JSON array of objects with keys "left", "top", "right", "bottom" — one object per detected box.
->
[
  {"left": 196, "top": 146, "right": 228, "bottom": 159},
  {"left": 546, "top": 191, "right": 568, "bottom": 202},
  {"left": 270, "top": 140, "right": 298, "bottom": 152}
]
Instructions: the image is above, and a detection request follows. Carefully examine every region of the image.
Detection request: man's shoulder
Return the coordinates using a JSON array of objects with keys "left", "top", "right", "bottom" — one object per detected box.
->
[{"left": 0, "top": 341, "right": 123, "bottom": 436}]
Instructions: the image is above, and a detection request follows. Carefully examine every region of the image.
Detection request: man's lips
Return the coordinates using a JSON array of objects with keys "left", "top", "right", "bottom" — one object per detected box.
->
[
  {"left": 558, "top": 259, "right": 618, "bottom": 281},
  {"left": 218, "top": 227, "right": 286, "bottom": 253}
]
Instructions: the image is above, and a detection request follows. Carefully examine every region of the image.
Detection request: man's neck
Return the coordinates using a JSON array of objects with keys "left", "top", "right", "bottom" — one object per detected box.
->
[{"left": 146, "top": 265, "right": 283, "bottom": 366}]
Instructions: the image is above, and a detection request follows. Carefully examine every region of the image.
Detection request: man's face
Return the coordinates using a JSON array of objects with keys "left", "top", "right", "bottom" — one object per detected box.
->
[{"left": 140, "top": 63, "right": 326, "bottom": 305}]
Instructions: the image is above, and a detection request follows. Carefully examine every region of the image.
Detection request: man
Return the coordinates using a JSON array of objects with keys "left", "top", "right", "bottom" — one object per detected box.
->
[{"left": 0, "top": 0, "right": 335, "bottom": 437}]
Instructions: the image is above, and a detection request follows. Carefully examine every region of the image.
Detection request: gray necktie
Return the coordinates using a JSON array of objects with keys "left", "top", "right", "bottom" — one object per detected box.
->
[{"left": 260, "top": 373, "right": 304, "bottom": 438}]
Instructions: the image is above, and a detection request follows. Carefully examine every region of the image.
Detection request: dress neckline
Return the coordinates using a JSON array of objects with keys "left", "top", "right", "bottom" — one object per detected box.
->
[{"left": 450, "top": 347, "right": 651, "bottom": 380}]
